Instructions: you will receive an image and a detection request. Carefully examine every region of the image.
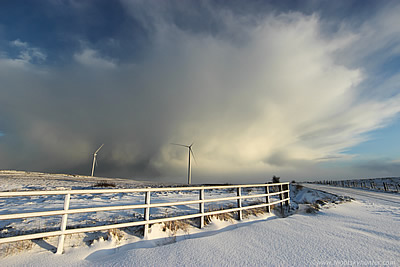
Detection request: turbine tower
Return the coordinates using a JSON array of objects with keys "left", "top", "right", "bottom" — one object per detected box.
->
[
  {"left": 91, "top": 144, "right": 104, "bottom": 177},
  {"left": 171, "top": 142, "right": 196, "bottom": 184}
]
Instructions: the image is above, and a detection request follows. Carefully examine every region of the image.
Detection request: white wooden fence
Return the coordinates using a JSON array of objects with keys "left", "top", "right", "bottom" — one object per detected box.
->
[{"left": 0, "top": 182, "right": 290, "bottom": 254}]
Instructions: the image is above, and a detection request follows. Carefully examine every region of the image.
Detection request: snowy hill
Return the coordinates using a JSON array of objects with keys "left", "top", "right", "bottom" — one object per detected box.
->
[{"left": 0, "top": 171, "right": 399, "bottom": 266}]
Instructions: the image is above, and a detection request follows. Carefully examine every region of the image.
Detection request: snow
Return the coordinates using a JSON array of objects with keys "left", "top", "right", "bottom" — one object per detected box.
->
[
  {"left": 1, "top": 172, "right": 399, "bottom": 266},
  {"left": 0, "top": 171, "right": 277, "bottom": 240},
  {"left": 306, "top": 184, "right": 400, "bottom": 206},
  {"left": 2, "top": 200, "right": 398, "bottom": 266}
]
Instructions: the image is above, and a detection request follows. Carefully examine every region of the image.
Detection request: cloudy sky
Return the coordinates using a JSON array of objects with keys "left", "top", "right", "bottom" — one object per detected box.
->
[{"left": 1, "top": 0, "right": 400, "bottom": 183}]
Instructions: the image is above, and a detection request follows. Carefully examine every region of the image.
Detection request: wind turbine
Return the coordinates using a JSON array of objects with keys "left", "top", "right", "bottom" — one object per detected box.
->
[
  {"left": 91, "top": 144, "right": 104, "bottom": 177},
  {"left": 171, "top": 142, "right": 196, "bottom": 184}
]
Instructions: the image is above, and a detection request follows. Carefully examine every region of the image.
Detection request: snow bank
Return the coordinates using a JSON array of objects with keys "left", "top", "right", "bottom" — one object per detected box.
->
[
  {"left": 1, "top": 173, "right": 398, "bottom": 266},
  {"left": 2, "top": 199, "right": 398, "bottom": 266}
]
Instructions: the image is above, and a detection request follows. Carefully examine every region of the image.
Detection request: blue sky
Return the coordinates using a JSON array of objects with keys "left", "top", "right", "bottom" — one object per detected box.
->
[
  {"left": 347, "top": 120, "right": 400, "bottom": 157},
  {"left": 0, "top": 0, "right": 400, "bottom": 183}
]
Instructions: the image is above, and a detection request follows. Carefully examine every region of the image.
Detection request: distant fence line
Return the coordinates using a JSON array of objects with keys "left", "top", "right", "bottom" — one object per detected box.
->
[
  {"left": 0, "top": 183, "right": 290, "bottom": 254},
  {"left": 315, "top": 180, "right": 399, "bottom": 193}
]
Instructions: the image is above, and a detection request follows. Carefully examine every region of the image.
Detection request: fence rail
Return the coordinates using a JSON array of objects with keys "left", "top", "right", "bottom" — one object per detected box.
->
[
  {"left": 0, "top": 182, "right": 290, "bottom": 254},
  {"left": 315, "top": 180, "right": 399, "bottom": 193}
]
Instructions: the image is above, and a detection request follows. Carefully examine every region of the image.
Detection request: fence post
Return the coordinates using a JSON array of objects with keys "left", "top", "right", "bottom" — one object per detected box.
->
[
  {"left": 389, "top": 184, "right": 394, "bottom": 192},
  {"left": 144, "top": 191, "right": 151, "bottom": 238},
  {"left": 279, "top": 184, "right": 284, "bottom": 211},
  {"left": 265, "top": 185, "right": 270, "bottom": 213},
  {"left": 56, "top": 193, "right": 71, "bottom": 254},
  {"left": 237, "top": 187, "right": 242, "bottom": 220},
  {"left": 285, "top": 183, "right": 290, "bottom": 206},
  {"left": 199, "top": 188, "right": 205, "bottom": 228}
]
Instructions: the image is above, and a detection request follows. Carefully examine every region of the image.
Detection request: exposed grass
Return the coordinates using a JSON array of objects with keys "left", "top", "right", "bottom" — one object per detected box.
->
[
  {"left": 305, "top": 203, "right": 320, "bottom": 214},
  {"left": 204, "top": 205, "right": 237, "bottom": 224},
  {"left": 92, "top": 181, "right": 116, "bottom": 188},
  {"left": 162, "top": 220, "right": 190, "bottom": 235},
  {"left": 1, "top": 240, "right": 34, "bottom": 256},
  {"left": 295, "top": 184, "right": 304, "bottom": 190},
  {"left": 243, "top": 207, "right": 270, "bottom": 218},
  {"left": 107, "top": 228, "right": 124, "bottom": 243}
]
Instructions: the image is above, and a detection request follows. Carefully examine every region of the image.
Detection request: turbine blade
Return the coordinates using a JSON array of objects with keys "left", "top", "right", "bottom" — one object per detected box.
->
[
  {"left": 190, "top": 148, "right": 197, "bottom": 165},
  {"left": 170, "top": 143, "right": 189, "bottom": 148},
  {"left": 95, "top": 144, "right": 104, "bottom": 154}
]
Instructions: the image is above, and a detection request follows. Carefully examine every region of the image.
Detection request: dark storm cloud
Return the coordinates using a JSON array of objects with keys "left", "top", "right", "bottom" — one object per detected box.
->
[
  {"left": 360, "top": 160, "right": 400, "bottom": 174},
  {"left": 1, "top": 0, "right": 400, "bottom": 183},
  {"left": 346, "top": 159, "right": 400, "bottom": 178},
  {"left": 0, "top": 0, "right": 385, "bottom": 64}
]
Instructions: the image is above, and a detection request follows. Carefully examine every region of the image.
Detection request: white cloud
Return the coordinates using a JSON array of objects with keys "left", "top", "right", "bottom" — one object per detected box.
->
[
  {"left": 149, "top": 12, "right": 400, "bottom": 177},
  {"left": 11, "top": 39, "right": 28, "bottom": 48},
  {"left": 9, "top": 39, "right": 46, "bottom": 64},
  {"left": 74, "top": 48, "right": 116, "bottom": 69},
  {"left": 1, "top": 8, "right": 400, "bottom": 182},
  {"left": 333, "top": 3, "right": 400, "bottom": 72}
]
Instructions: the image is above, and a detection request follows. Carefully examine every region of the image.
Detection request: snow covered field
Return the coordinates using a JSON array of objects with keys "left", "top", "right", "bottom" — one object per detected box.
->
[
  {"left": 1, "top": 171, "right": 399, "bottom": 266},
  {"left": 0, "top": 171, "right": 284, "bottom": 243}
]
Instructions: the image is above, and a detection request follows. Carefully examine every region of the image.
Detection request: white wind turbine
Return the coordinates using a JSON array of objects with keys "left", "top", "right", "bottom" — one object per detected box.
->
[
  {"left": 171, "top": 142, "right": 196, "bottom": 184},
  {"left": 91, "top": 144, "right": 104, "bottom": 177}
]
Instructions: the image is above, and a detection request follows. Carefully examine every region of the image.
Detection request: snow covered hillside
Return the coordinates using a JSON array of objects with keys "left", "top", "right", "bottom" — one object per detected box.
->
[
  {"left": 0, "top": 171, "right": 399, "bottom": 266},
  {"left": 0, "top": 170, "right": 170, "bottom": 192},
  {"left": 0, "top": 170, "right": 286, "bottom": 244}
]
